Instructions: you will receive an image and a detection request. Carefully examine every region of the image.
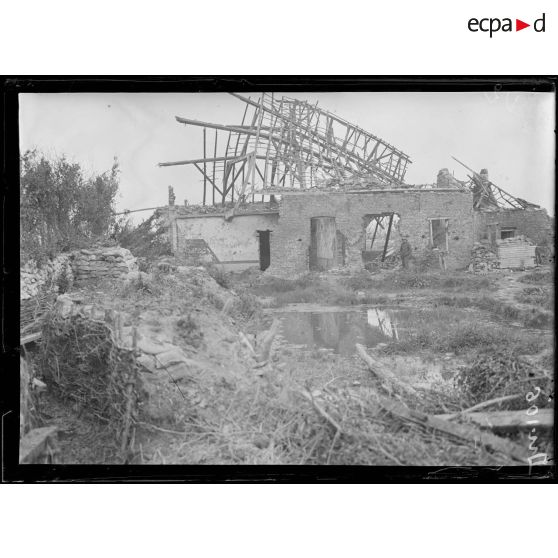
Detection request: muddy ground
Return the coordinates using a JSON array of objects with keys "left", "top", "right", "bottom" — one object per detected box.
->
[{"left": 29, "top": 263, "right": 554, "bottom": 466}]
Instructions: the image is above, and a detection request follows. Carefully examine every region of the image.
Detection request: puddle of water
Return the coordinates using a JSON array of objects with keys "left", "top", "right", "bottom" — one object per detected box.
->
[
  {"left": 271, "top": 302, "right": 548, "bottom": 356},
  {"left": 274, "top": 306, "right": 413, "bottom": 356}
]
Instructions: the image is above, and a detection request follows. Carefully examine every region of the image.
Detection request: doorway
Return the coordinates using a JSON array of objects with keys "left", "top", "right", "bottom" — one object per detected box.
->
[
  {"left": 362, "top": 213, "right": 400, "bottom": 263},
  {"left": 429, "top": 218, "right": 449, "bottom": 250},
  {"left": 310, "top": 216, "right": 337, "bottom": 271},
  {"left": 257, "top": 230, "right": 271, "bottom": 271}
]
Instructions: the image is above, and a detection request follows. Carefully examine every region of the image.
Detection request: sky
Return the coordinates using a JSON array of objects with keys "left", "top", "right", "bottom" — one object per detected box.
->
[{"left": 19, "top": 91, "right": 555, "bottom": 218}]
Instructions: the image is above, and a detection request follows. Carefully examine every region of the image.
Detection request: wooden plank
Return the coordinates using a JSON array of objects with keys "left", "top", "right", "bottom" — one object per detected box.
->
[
  {"left": 193, "top": 163, "right": 223, "bottom": 196},
  {"left": 356, "top": 343, "right": 417, "bottom": 397},
  {"left": 203, "top": 128, "right": 207, "bottom": 205},
  {"left": 381, "top": 213, "right": 394, "bottom": 262},
  {"left": 377, "top": 396, "right": 528, "bottom": 463},
  {"left": 21, "top": 331, "right": 42, "bottom": 345},
  {"left": 436, "top": 409, "right": 553, "bottom": 433},
  {"left": 212, "top": 129, "right": 218, "bottom": 204}
]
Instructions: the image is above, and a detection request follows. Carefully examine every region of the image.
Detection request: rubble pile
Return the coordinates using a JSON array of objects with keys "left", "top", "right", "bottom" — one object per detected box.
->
[
  {"left": 20, "top": 254, "right": 74, "bottom": 300},
  {"left": 72, "top": 247, "right": 138, "bottom": 283},
  {"left": 378, "top": 252, "right": 401, "bottom": 270},
  {"left": 470, "top": 243, "right": 500, "bottom": 273}
]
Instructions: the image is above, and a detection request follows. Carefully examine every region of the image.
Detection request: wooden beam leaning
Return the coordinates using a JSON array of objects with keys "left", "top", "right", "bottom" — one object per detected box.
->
[
  {"left": 381, "top": 213, "right": 394, "bottom": 262},
  {"left": 377, "top": 395, "right": 529, "bottom": 463},
  {"left": 213, "top": 129, "right": 218, "bottom": 205},
  {"left": 203, "top": 128, "right": 207, "bottom": 205},
  {"left": 193, "top": 163, "right": 223, "bottom": 196}
]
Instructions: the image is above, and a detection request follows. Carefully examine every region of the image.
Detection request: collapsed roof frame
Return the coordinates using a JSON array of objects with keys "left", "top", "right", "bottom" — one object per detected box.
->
[
  {"left": 159, "top": 93, "right": 412, "bottom": 208},
  {"left": 451, "top": 157, "right": 540, "bottom": 210}
]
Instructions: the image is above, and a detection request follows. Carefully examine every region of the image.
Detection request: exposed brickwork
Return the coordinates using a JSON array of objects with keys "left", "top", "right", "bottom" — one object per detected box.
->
[
  {"left": 180, "top": 239, "right": 218, "bottom": 263},
  {"left": 266, "top": 190, "right": 474, "bottom": 276},
  {"left": 473, "top": 208, "right": 552, "bottom": 246}
]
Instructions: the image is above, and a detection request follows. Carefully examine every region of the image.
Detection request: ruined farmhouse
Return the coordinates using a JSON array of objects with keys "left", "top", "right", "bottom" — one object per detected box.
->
[{"left": 157, "top": 93, "right": 552, "bottom": 274}]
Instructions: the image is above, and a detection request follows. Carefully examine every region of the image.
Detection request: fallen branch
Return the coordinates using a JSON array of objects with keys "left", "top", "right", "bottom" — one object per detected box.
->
[
  {"left": 299, "top": 390, "right": 343, "bottom": 433},
  {"left": 444, "top": 394, "right": 524, "bottom": 419},
  {"left": 377, "top": 395, "right": 528, "bottom": 463},
  {"left": 239, "top": 332, "right": 258, "bottom": 358},
  {"left": 435, "top": 408, "right": 553, "bottom": 433},
  {"left": 356, "top": 343, "right": 418, "bottom": 397}
]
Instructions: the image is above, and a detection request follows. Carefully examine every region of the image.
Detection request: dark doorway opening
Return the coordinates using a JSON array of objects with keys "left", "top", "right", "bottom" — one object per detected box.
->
[{"left": 258, "top": 230, "right": 271, "bottom": 271}]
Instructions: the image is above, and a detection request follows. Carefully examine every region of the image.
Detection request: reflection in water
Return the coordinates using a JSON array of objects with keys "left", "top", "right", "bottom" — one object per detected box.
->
[
  {"left": 278, "top": 307, "right": 402, "bottom": 356},
  {"left": 367, "top": 308, "right": 399, "bottom": 340}
]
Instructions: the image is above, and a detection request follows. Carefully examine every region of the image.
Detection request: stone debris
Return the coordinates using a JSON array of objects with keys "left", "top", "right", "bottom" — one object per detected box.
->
[
  {"left": 21, "top": 246, "right": 138, "bottom": 299},
  {"left": 20, "top": 254, "right": 74, "bottom": 300},
  {"left": 471, "top": 242, "right": 500, "bottom": 273},
  {"left": 73, "top": 247, "right": 138, "bottom": 283}
]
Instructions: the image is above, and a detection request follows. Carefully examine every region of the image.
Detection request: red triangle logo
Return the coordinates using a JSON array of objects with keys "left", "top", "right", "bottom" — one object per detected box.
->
[{"left": 516, "top": 19, "right": 530, "bottom": 31}]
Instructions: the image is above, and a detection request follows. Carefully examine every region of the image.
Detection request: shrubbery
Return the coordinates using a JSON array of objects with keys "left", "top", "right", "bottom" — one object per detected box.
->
[{"left": 21, "top": 150, "right": 120, "bottom": 263}]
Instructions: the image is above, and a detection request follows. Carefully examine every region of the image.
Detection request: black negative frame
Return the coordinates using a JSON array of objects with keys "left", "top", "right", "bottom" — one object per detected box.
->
[{"left": 1, "top": 75, "right": 556, "bottom": 483}]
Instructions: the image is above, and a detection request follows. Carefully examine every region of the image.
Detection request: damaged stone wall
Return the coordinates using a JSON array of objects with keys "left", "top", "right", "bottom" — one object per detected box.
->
[
  {"left": 473, "top": 208, "right": 553, "bottom": 246},
  {"left": 174, "top": 212, "right": 279, "bottom": 269},
  {"left": 72, "top": 247, "right": 138, "bottom": 284},
  {"left": 266, "top": 189, "right": 474, "bottom": 276}
]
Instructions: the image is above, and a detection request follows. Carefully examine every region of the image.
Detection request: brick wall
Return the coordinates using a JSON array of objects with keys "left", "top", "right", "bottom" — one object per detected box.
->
[
  {"left": 266, "top": 189, "right": 474, "bottom": 276},
  {"left": 473, "top": 208, "right": 553, "bottom": 246}
]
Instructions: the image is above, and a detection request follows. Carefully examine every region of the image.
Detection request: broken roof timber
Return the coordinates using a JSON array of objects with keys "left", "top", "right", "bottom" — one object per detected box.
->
[
  {"left": 160, "top": 93, "right": 415, "bottom": 207},
  {"left": 452, "top": 156, "right": 539, "bottom": 210}
]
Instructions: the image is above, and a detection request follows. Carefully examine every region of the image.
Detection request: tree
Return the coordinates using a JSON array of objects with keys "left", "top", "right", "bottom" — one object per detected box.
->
[{"left": 20, "top": 150, "right": 120, "bottom": 263}]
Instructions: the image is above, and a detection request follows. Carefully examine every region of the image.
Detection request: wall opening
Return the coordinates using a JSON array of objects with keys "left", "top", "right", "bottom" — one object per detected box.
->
[
  {"left": 309, "top": 217, "right": 337, "bottom": 271},
  {"left": 362, "top": 213, "right": 401, "bottom": 264},
  {"left": 257, "top": 230, "right": 271, "bottom": 271},
  {"left": 500, "top": 228, "right": 516, "bottom": 240},
  {"left": 429, "top": 218, "right": 449, "bottom": 251}
]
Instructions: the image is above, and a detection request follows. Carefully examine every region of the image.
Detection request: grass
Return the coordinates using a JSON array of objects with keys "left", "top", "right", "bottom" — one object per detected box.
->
[
  {"left": 204, "top": 263, "right": 231, "bottom": 289},
  {"left": 46, "top": 263, "right": 553, "bottom": 466},
  {"left": 379, "top": 308, "right": 546, "bottom": 357},
  {"left": 343, "top": 271, "right": 495, "bottom": 292},
  {"left": 434, "top": 294, "right": 553, "bottom": 330},
  {"left": 253, "top": 274, "right": 391, "bottom": 306},
  {"left": 516, "top": 286, "right": 553, "bottom": 307},
  {"left": 519, "top": 270, "right": 553, "bottom": 284},
  {"left": 133, "top": 343, "right": 519, "bottom": 466},
  {"left": 249, "top": 271, "right": 495, "bottom": 307}
]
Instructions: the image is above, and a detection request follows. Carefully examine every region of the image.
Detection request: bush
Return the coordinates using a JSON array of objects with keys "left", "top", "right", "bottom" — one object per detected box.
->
[
  {"left": 21, "top": 150, "right": 120, "bottom": 264},
  {"left": 455, "top": 349, "right": 554, "bottom": 410},
  {"left": 114, "top": 213, "right": 171, "bottom": 260}
]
